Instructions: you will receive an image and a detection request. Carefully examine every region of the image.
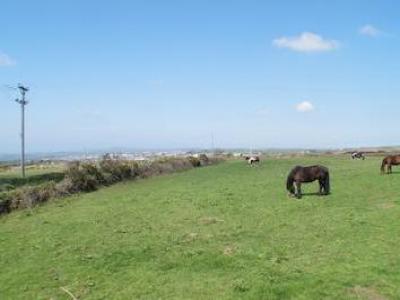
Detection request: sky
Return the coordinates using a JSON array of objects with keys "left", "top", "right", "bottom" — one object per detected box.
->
[{"left": 1, "top": 0, "right": 400, "bottom": 153}]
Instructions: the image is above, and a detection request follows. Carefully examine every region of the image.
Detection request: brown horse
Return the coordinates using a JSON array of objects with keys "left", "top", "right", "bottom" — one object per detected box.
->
[
  {"left": 381, "top": 155, "right": 400, "bottom": 174},
  {"left": 286, "top": 165, "right": 330, "bottom": 199}
]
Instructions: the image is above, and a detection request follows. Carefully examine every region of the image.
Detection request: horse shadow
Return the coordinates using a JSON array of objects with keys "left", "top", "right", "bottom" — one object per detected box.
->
[
  {"left": 288, "top": 192, "right": 330, "bottom": 199},
  {"left": 385, "top": 171, "right": 400, "bottom": 175},
  {"left": 301, "top": 192, "right": 323, "bottom": 196}
]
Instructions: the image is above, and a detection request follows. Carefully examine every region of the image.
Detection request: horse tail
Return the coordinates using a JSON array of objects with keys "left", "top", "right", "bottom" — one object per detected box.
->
[
  {"left": 381, "top": 158, "right": 387, "bottom": 174},
  {"left": 324, "top": 171, "right": 330, "bottom": 194}
]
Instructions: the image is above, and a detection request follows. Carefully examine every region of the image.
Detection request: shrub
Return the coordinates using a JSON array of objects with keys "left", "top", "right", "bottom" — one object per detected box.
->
[
  {"left": 198, "top": 154, "right": 210, "bottom": 166},
  {"left": 55, "top": 178, "right": 75, "bottom": 196},
  {"left": 0, "top": 200, "right": 10, "bottom": 214},
  {"left": 0, "top": 165, "right": 11, "bottom": 172},
  {"left": 135, "top": 158, "right": 195, "bottom": 178},
  {"left": 99, "top": 159, "right": 137, "bottom": 182},
  {"left": 8, "top": 181, "right": 57, "bottom": 210},
  {"left": 0, "top": 193, "right": 11, "bottom": 214},
  {"left": 188, "top": 156, "right": 201, "bottom": 167},
  {"left": 0, "top": 156, "right": 223, "bottom": 215},
  {"left": 208, "top": 155, "right": 224, "bottom": 165},
  {"left": 64, "top": 162, "right": 100, "bottom": 192}
]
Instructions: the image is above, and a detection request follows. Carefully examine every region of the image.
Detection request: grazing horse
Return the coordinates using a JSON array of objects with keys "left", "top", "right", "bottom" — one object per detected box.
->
[
  {"left": 286, "top": 165, "right": 330, "bottom": 199},
  {"left": 381, "top": 155, "right": 400, "bottom": 174},
  {"left": 245, "top": 156, "right": 260, "bottom": 166},
  {"left": 351, "top": 152, "right": 365, "bottom": 160}
]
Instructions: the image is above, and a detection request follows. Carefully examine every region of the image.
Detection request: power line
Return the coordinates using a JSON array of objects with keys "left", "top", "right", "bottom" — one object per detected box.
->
[{"left": 14, "top": 84, "right": 29, "bottom": 178}]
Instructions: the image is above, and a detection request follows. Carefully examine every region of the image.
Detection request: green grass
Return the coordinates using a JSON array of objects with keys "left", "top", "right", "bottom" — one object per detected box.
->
[
  {"left": 0, "top": 166, "right": 65, "bottom": 192},
  {"left": 1, "top": 156, "right": 400, "bottom": 299}
]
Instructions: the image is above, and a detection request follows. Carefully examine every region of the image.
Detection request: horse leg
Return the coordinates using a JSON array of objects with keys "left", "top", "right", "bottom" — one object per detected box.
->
[
  {"left": 294, "top": 181, "right": 302, "bottom": 199},
  {"left": 319, "top": 180, "right": 324, "bottom": 195},
  {"left": 389, "top": 164, "right": 392, "bottom": 174}
]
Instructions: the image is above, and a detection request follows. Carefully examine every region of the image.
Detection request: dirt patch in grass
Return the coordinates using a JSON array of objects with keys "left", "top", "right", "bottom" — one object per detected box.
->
[
  {"left": 378, "top": 202, "right": 395, "bottom": 209},
  {"left": 350, "top": 286, "right": 387, "bottom": 300},
  {"left": 199, "top": 216, "right": 224, "bottom": 225},
  {"left": 223, "top": 245, "right": 236, "bottom": 256},
  {"left": 183, "top": 232, "right": 198, "bottom": 242}
]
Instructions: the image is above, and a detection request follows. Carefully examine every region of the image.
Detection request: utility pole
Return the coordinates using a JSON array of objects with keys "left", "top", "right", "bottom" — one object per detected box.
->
[{"left": 15, "top": 85, "right": 29, "bottom": 178}]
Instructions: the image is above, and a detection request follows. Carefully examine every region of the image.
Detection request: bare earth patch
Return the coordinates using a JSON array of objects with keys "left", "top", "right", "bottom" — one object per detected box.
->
[
  {"left": 378, "top": 202, "right": 395, "bottom": 209},
  {"left": 223, "top": 245, "right": 236, "bottom": 256},
  {"left": 350, "top": 286, "right": 387, "bottom": 300},
  {"left": 183, "top": 232, "right": 198, "bottom": 242},
  {"left": 199, "top": 216, "right": 224, "bottom": 225}
]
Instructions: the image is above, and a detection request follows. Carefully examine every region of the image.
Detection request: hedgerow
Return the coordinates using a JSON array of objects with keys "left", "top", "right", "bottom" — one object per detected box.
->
[{"left": 0, "top": 155, "right": 223, "bottom": 215}]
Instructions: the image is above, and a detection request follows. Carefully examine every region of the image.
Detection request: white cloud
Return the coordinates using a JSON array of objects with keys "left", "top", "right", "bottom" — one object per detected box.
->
[
  {"left": 359, "top": 24, "right": 381, "bottom": 37},
  {"left": 0, "top": 52, "right": 15, "bottom": 66},
  {"left": 296, "top": 101, "right": 314, "bottom": 112},
  {"left": 273, "top": 32, "right": 339, "bottom": 53}
]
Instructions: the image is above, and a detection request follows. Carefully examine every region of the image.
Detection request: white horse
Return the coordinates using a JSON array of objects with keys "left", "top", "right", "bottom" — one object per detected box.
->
[{"left": 351, "top": 152, "right": 365, "bottom": 160}]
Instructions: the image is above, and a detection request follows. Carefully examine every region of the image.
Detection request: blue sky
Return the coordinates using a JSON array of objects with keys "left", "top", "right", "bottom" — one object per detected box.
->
[{"left": 1, "top": 0, "right": 400, "bottom": 153}]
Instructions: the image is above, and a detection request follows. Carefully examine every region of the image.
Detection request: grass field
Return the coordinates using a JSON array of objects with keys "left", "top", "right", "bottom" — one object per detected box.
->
[
  {"left": 0, "top": 166, "right": 65, "bottom": 192},
  {"left": 1, "top": 156, "right": 400, "bottom": 299}
]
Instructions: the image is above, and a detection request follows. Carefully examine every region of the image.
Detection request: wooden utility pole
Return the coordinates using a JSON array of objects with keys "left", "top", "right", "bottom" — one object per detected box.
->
[{"left": 15, "top": 85, "right": 29, "bottom": 178}]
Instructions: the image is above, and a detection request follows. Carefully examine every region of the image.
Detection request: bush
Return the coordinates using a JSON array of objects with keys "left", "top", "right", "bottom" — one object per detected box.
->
[
  {"left": 207, "top": 155, "right": 224, "bottom": 165},
  {"left": 135, "top": 158, "right": 195, "bottom": 178},
  {"left": 8, "top": 181, "right": 57, "bottom": 210},
  {"left": 55, "top": 178, "right": 75, "bottom": 196},
  {"left": 198, "top": 154, "right": 210, "bottom": 166},
  {"left": 64, "top": 162, "right": 100, "bottom": 192},
  {"left": 0, "top": 193, "right": 11, "bottom": 214},
  {"left": 0, "top": 200, "right": 10, "bottom": 214},
  {"left": 188, "top": 156, "right": 201, "bottom": 167},
  {"left": 99, "top": 159, "right": 137, "bottom": 182},
  {"left": 0, "top": 165, "right": 11, "bottom": 172},
  {"left": 0, "top": 156, "right": 224, "bottom": 215}
]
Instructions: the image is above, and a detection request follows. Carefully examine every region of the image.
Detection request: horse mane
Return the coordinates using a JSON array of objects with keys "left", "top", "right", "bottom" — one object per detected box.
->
[
  {"left": 286, "top": 173, "right": 294, "bottom": 191},
  {"left": 286, "top": 166, "right": 301, "bottom": 191}
]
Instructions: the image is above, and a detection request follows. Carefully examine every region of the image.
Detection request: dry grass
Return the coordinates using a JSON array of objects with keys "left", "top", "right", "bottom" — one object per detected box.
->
[{"left": 350, "top": 286, "right": 388, "bottom": 300}]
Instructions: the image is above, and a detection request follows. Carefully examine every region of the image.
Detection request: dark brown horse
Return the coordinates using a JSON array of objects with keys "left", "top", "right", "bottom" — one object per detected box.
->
[
  {"left": 286, "top": 165, "right": 330, "bottom": 199},
  {"left": 381, "top": 155, "right": 400, "bottom": 174}
]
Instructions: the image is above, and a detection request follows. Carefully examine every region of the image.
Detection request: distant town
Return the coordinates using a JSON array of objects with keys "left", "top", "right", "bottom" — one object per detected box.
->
[{"left": 2, "top": 146, "right": 400, "bottom": 166}]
